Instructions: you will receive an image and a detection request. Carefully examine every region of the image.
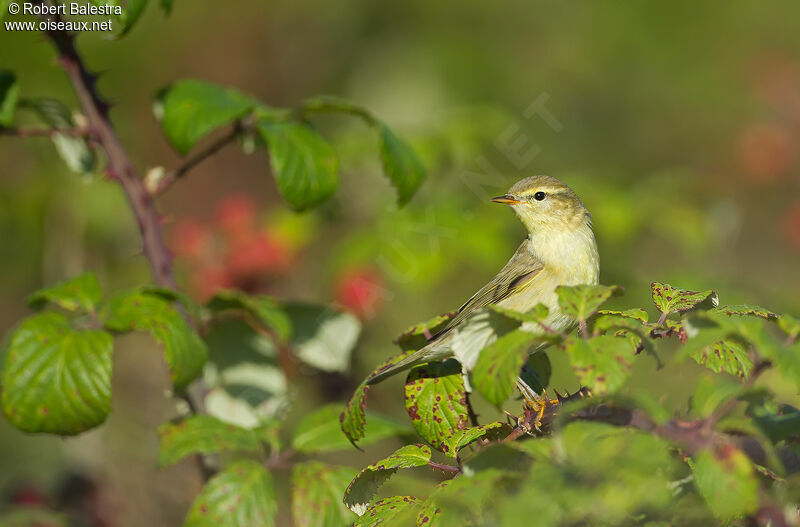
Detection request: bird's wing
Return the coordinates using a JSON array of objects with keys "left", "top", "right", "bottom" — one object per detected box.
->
[{"left": 430, "top": 240, "right": 544, "bottom": 340}]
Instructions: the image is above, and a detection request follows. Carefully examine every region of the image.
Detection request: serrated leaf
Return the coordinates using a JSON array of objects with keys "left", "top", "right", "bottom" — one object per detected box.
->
[
  {"left": 27, "top": 272, "right": 102, "bottom": 313},
  {"left": 444, "top": 422, "right": 505, "bottom": 454},
  {"left": 591, "top": 309, "right": 650, "bottom": 335},
  {"left": 689, "top": 338, "right": 753, "bottom": 379},
  {"left": 1, "top": 312, "right": 112, "bottom": 435},
  {"left": 564, "top": 334, "right": 636, "bottom": 395},
  {"left": 378, "top": 123, "right": 426, "bottom": 205},
  {"left": 206, "top": 289, "right": 291, "bottom": 341},
  {"left": 393, "top": 312, "right": 456, "bottom": 351},
  {"left": 284, "top": 303, "right": 360, "bottom": 373},
  {"left": 340, "top": 350, "right": 415, "bottom": 445},
  {"left": 104, "top": 291, "right": 207, "bottom": 390},
  {"left": 556, "top": 284, "right": 622, "bottom": 322},
  {"left": 0, "top": 69, "right": 18, "bottom": 127},
  {"left": 185, "top": 460, "right": 276, "bottom": 527},
  {"left": 595, "top": 308, "right": 649, "bottom": 323},
  {"left": 158, "top": 80, "right": 255, "bottom": 155},
  {"left": 259, "top": 121, "right": 339, "bottom": 211},
  {"left": 714, "top": 304, "right": 777, "bottom": 320},
  {"left": 488, "top": 303, "right": 549, "bottom": 323},
  {"left": 344, "top": 444, "right": 431, "bottom": 515},
  {"left": 157, "top": 415, "right": 269, "bottom": 467},
  {"left": 471, "top": 329, "right": 539, "bottom": 407},
  {"left": 692, "top": 446, "right": 759, "bottom": 521},
  {"left": 404, "top": 360, "right": 469, "bottom": 456},
  {"left": 651, "top": 282, "right": 718, "bottom": 318},
  {"left": 292, "top": 404, "right": 408, "bottom": 454},
  {"left": 291, "top": 461, "right": 356, "bottom": 527},
  {"left": 354, "top": 496, "right": 421, "bottom": 527}
]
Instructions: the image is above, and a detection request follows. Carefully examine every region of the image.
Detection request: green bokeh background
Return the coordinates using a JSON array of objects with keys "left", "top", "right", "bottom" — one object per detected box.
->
[{"left": 2, "top": 1, "right": 800, "bottom": 525}]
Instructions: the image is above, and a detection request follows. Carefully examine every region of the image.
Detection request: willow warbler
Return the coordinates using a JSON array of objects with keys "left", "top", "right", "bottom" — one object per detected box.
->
[{"left": 367, "top": 175, "right": 599, "bottom": 388}]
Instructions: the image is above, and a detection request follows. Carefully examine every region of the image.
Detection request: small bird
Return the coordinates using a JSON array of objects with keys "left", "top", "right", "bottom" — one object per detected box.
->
[{"left": 367, "top": 175, "right": 600, "bottom": 393}]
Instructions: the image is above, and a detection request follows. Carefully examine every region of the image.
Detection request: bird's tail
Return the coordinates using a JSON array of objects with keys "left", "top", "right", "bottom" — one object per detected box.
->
[{"left": 366, "top": 347, "right": 439, "bottom": 385}]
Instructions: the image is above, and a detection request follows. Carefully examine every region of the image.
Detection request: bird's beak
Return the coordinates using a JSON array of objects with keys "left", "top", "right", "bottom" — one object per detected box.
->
[{"left": 491, "top": 194, "right": 521, "bottom": 205}]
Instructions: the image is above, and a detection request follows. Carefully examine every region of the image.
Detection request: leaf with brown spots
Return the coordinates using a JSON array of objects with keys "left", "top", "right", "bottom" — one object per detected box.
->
[
  {"left": 340, "top": 350, "right": 416, "bottom": 445},
  {"left": 27, "top": 272, "right": 102, "bottom": 314},
  {"left": 344, "top": 444, "right": 431, "bottom": 515},
  {"left": 291, "top": 461, "right": 356, "bottom": 527},
  {"left": 353, "top": 496, "right": 421, "bottom": 527},
  {"left": 563, "top": 334, "right": 637, "bottom": 395},
  {"left": 692, "top": 445, "right": 759, "bottom": 521},
  {"left": 714, "top": 304, "right": 777, "bottom": 321},
  {"left": 444, "top": 422, "right": 506, "bottom": 454},
  {"left": 556, "top": 284, "right": 623, "bottom": 323},
  {"left": 185, "top": 460, "right": 277, "bottom": 527},
  {"left": 650, "top": 282, "right": 718, "bottom": 321},
  {"left": 404, "top": 360, "right": 469, "bottom": 456},
  {"left": 158, "top": 415, "right": 273, "bottom": 467},
  {"left": 1, "top": 312, "right": 113, "bottom": 435}
]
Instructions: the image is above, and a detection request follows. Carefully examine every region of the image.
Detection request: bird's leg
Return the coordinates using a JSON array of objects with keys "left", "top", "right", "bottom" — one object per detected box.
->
[{"left": 515, "top": 378, "right": 560, "bottom": 432}]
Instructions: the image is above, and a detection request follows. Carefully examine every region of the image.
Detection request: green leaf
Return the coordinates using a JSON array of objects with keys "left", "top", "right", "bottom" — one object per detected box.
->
[
  {"left": 749, "top": 403, "right": 800, "bottom": 443},
  {"left": 377, "top": 123, "right": 426, "bottom": 205},
  {"left": 301, "top": 95, "right": 377, "bottom": 124},
  {"left": 563, "top": 334, "right": 636, "bottom": 395},
  {"left": 714, "top": 304, "right": 777, "bottom": 320},
  {"left": 206, "top": 289, "right": 291, "bottom": 341},
  {"left": 160, "top": 0, "right": 174, "bottom": 14},
  {"left": 556, "top": 284, "right": 622, "bottom": 322},
  {"left": 773, "top": 342, "right": 800, "bottom": 391},
  {"left": 157, "top": 415, "right": 269, "bottom": 467},
  {"left": 292, "top": 404, "right": 408, "bottom": 454},
  {"left": 340, "top": 350, "right": 416, "bottom": 445},
  {"left": 393, "top": 312, "right": 455, "bottom": 351},
  {"left": 444, "top": 422, "right": 505, "bottom": 454},
  {"left": 471, "top": 329, "right": 539, "bottom": 407},
  {"left": 259, "top": 121, "right": 339, "bottom": 211},
  {"left": 354, "top": 496, "right": 421, "bottom": 527},
  {"left": 519, "top": 350, "right": 552, "bottom": 393},
  {"left": 691, "top": 375, "right": 744, "bottom": 418},
  {"left": 344, "top": 444, "right": 431, "bottom": 515},
  {"left": 651, "top": 282, "right": 718, "bottom": 319},
  {"left": 0, "top": 70, "right": 18, "bottom": 127},
  {"left": 689, "top": 338, "right": 753, "bottom": 379},
  {"left": 21, "top": 98, "right": 95, "bottom": 175},
  {"left": 104, "top": 291, "right": 207, "bottom": 390},
  {"left": 404, "top": 359, "right": 469, "bottom": 456},
  {"left": 185, "top": 460, "right": 276, "bottom": 527},
  {"left": 284, "top": 303, "right": 360, "bottom": 373},
  {"left": 158, "top": 80, "right": 255, "bottom": 155},
  {"left": 27, "top": 272, "right": 102, "bottom": 313},
  {"left": 1, "top": 312, "right": 112, "bottom": 435},
  {"left": 596, "top": 308, "right": 649, "bottom": 324},
  {"left": 692, "top": 446, "right": 759, "bottom": 521},
  {"left": 291, "top": 461, "right": 357, "bottom": 527},
  {"left": 488, "top": 303, "right": 549, "bottom": 323}
]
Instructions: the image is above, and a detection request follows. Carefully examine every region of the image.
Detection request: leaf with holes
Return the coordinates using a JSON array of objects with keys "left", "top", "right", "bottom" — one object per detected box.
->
[
  {"left": 291, "top": 461, "right": 356, "bottom": 527},
  {"left": 564, "top": 335, "right": 636, "bottom": 395},
  {"left": 651, "top": 282, "right": 718, "bottom": 320},
  {"left": 293, "top": 404, "right": 407, "bottom": 454},
  {"left": 354, "top": 496, "right": 421, "bottom": 527},
  {"left": 1, "top": 312, "right": 112, "bottom": 435},
  {"left": 0, "top": 70, "right": 18, "bottom": 126},
  {"left": 284, "top": 303, "right": 360, "bottom": 373},
  {"left": 404, "top": 360, "right": 469, "bottom": 455},
  {"left": 185, "top": 460, "right": 276, "bottom": 527},
  {"left": 259, "top": 121, "right": 339, "bottom": 211},
  {"left": 27, "top": 273, "right": 102, "bottom": 314},
  {"left": 344, "top": 444, "right": 431, "bottom": 515},
  {"left": 556, "top": 284, "right": 622, "bottom": 322},
  {"left": 104, "top": 291, "right": 207, "bottom": 390},
  {"left": 692, "top": 446, "right": 759, "bottom": 521},
  {"left": 471, "top": 329, "right": 539, "bottom": 407},
  {"left": 157, "top": 80, "right": 255, "bottom": 155},
  {"left": 340, "top": 350, "right": 416, "bottom": 445},
  {"left": 206, "top": 290, "right": 291, "bottom": 341},
  {"left": 158, "top": 415, "right": 271, "bottom": 467},
  {"left": 378, "top": 123, "right": 426, "bottom": 205}
]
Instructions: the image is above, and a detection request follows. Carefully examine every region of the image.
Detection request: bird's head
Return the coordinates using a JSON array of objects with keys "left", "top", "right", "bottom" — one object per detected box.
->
[{"left": 491, "top": 175, "right": 591, "bottom": 234}]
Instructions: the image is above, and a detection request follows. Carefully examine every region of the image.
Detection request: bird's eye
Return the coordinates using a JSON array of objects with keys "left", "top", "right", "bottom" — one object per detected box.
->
[{"left": 533, "top": 191, "right": 546, "bottom": 201}]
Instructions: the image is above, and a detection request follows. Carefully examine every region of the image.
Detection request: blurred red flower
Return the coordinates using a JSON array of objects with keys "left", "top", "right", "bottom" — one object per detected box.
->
[
  {"left": 335, "top": 266, "right": 387, "bottom": 320},
  {"left": 738, "top": 123, "right": 796, "bottom": 182}
]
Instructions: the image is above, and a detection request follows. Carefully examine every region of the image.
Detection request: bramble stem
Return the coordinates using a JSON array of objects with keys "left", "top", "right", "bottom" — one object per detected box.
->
[{"left": 428, "top": 461, "right": 461, "bottom": 474}]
